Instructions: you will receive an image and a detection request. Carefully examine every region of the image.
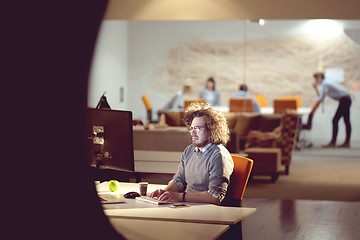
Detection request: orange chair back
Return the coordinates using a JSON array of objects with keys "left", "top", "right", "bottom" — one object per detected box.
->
[
  {"left": 310, "top": 101, "right": 321, "bottom": 115},
  {"left": 253, "top": 95, "right": 267, "bottom": 107},
  {"left": 273, "top": 99, "right": 297, "bottom": 114},
  {"left": 280, "top": 96, "right": 301, "bottom": 108},
  {"left": 228, "top": 155, "right": 253, "bottom": 200},
  {"left": 184, "top": 99, "right": 206, "bottom": 109},
  {"left": 142, "top": 95, "right": 152, "bottom": 111},
  {"left": 229, "top": 98, "right": 253, "bottom": 112}
]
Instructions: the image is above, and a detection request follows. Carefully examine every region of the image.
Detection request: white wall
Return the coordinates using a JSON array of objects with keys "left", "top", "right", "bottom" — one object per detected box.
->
[
  {"left": 88, "top": 20, "right": 128, "bottom": 110},
  {"left": 127, "top": 21, "right": 247, "bottom": 122},
  {"left": 89, "top": 19, "right": 360, "bottom": 143},
  {"left": 126, "top": 20, "right": 360, "bottom": 121}
]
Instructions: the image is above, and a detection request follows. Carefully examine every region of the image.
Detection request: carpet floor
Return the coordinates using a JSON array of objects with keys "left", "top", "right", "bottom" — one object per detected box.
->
[{"left": 244, "top": 141, "right": 360, "bottom": 202}]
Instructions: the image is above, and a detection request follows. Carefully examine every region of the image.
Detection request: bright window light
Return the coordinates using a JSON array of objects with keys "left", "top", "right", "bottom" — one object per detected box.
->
[{"left": 303, "top": 19, "right": 343, "bottom": 37}]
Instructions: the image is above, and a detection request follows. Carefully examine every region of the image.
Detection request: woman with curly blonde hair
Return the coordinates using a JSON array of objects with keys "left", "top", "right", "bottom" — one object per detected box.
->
[{"left": 150, "top": 102, "right": 234, "bottom": 205}]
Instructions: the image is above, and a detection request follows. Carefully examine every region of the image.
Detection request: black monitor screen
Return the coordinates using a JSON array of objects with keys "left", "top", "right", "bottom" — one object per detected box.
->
[{"left": 87, "top": 108, "right": 134, "bottom": 172}]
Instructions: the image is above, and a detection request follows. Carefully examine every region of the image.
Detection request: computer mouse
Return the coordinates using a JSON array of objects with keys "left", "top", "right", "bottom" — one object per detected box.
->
[{"left": 124, "top": 191, "right": 140, "bottom": 199}]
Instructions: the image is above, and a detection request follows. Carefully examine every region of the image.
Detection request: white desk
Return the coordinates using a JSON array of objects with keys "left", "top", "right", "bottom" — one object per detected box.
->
[
  {"left": 97, "top": 182, "right": 256, "bottom": 225},
  {"left": 104, "top": 204, "right": 256, "bottom": 225},
  {"left": 109, "top": 218, "right": 229, "bottom": 240}
]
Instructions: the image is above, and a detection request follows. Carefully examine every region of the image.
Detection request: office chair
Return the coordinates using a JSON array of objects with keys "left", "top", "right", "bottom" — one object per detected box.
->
[
  {"left": 222, "top": 155, "right": 253, "bottom": 207},
  {"left": 273, "top": 99, "right": 297, "bottom": 114},
  {"left": 142, "top": 95, "right": 155, "bottom": 124},
  {"left": 253, "top": 95, "right": 267, "bottom": 107},
  {"left": 229, "top": 98, "right": 254, "bottom": 112},
  {"left": 279, "top": 96, "right": 301, "bottom": 108},
  {"left": 296, "top": 101, "right": 321, "bottom": 149}
]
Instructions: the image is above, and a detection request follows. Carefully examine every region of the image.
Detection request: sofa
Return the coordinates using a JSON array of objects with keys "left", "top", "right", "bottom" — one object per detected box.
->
[
  {"left": 245, "top": 147, "right": 282, "bottom": 182},
  {"left": 245, "top": 110, "right": 300, "bottom": 175},
  {"left": 224, "top": 112, "right": 282, "bottom": 152}
]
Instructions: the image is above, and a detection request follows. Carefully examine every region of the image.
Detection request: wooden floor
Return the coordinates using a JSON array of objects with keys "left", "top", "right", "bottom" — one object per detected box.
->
[{"left": 241, "top": 198, "right": 360, "bottom": 240}]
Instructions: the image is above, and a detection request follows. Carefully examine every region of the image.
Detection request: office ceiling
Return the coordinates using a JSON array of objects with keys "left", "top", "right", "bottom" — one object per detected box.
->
[{"left": 104, "top": 0, "right": 360, "bottom": 20}]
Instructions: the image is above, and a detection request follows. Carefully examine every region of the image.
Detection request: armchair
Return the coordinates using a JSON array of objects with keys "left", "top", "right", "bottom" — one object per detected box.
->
[{"left": 245, "top": 110, "right": 300, "bottom": 175}]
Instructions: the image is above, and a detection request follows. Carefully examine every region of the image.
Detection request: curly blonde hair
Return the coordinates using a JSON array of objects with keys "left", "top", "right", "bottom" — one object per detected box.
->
[{"left": 183, "top": 102, "right": 230, "bottom": 145}]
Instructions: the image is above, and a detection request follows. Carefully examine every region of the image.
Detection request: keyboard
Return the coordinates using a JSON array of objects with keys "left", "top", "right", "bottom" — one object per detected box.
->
[{"left": 135, "top": 196, "right": 171, "bottom": 205}]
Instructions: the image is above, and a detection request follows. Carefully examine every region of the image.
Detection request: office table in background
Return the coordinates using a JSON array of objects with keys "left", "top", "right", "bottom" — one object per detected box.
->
[
  {"left": 213, "top": 106, "right": 311, "bottom": 115},
  {"left": 133, "top": 126, "right": 190, "bottom": 177}
]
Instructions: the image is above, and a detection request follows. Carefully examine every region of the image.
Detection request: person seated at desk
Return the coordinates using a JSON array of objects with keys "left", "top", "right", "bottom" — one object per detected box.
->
[
  {"left": 199, "top": 77, "right": 220, "bottom": 106},
  {"left": 232, "top": 84, "right": 261, "bottom": 113},
  {"left": 150, "top": 102, "right": 234, "bottom": 205},
  {"left": 162, "top": 79, "right": 193, "bottom": 112}
]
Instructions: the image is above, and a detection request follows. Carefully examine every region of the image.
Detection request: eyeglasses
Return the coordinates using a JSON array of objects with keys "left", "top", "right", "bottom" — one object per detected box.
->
[{"left": 188, "top": 126, "right": 206, "bottom": 133}]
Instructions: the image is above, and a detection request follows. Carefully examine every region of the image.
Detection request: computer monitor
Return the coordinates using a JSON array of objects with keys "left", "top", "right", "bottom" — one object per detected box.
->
[{"left": 87, "top": 108, "right": 134, "bottom": 172}]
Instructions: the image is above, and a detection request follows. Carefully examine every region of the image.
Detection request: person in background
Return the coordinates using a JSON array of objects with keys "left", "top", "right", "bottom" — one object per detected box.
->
[
  {"left": 313, "top": 72, "right": 352, "bottom": 148},
  {"left": 232, "top": 84, "right": 261, "bottom": 113},
  {"left": 162, "top": 79, "right": 193, "bottom": 111},
  {"left": 150, "top": 102, "right": 234, "bottom": 205},
  {"left": 200, "top": 77, "right": 220, "bottom": 106}
]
